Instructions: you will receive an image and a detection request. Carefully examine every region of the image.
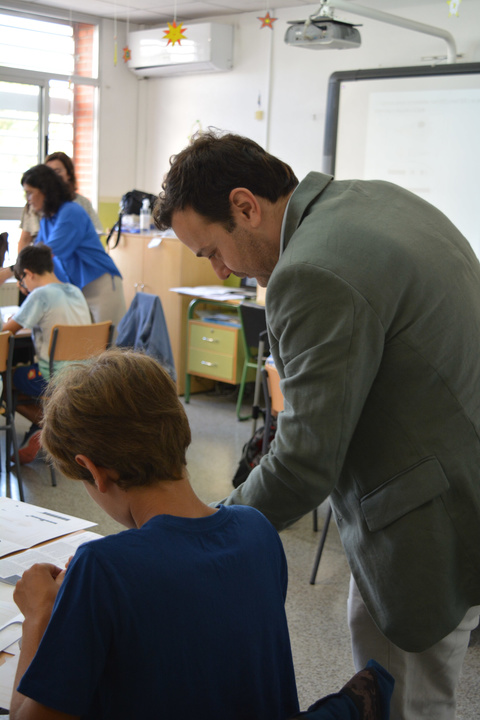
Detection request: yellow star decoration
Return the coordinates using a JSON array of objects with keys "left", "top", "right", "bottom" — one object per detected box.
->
[
  {"left": 258, "top": 12, "right": 278, "bottom": 29},
  {"left": 447, "top": 0, "right": 461, "bottom": 16},
  {"left": 163, "top": 21, "right": 188, "bottom": 46},
  {"left": 123, "top": 46, "right": 131, "bottom": 62}
]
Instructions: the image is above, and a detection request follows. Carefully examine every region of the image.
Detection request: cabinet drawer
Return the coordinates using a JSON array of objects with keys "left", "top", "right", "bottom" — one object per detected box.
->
[
  {"left": 188, "top": 348, "right": 235, "bottom": 382},
  {"left": 189, "top": 322, "right": 236, "bottom": 355}
]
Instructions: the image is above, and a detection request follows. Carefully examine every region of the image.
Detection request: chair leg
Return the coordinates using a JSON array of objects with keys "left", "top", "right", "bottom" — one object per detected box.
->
[
  {"left": 309, "top": 505, "right": 333, "bottom": 585},
  {"left": 9, "top": 424, "right": 24, "bottom": 502},
  {"left": 236, "top": 362, "right": 252, "bottom": 421},
  {"left": 313, "top": 507, "right": 318, "bottom": 532}
]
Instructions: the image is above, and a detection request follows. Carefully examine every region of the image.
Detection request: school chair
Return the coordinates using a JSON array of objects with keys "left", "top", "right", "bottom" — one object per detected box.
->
[
  {"left": 0, "top": 331, "right": 23, "bottom": 501},
  {"left": 115, "top": 293, "right": 176, "bottom": 381},
  {"left": 46, "top": 321, "right": 114, "bottom": 486},
  {"left": 237, "top": 301, "right": 269, "bottom": 421}
]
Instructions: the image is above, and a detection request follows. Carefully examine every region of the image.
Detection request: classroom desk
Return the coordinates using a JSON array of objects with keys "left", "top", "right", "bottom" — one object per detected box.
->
[{"left": 0, "top": 499, "right": 99, "bottom": 712}]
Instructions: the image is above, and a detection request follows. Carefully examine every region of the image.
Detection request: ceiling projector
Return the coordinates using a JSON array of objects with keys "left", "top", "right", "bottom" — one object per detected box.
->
[{"left": 284, "top": 17, "right": 361, "bottom": 50}]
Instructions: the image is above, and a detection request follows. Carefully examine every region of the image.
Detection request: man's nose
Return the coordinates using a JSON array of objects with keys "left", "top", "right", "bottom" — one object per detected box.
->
[{"left": 210, "top": 257, "right": 231, "bottom": 280}]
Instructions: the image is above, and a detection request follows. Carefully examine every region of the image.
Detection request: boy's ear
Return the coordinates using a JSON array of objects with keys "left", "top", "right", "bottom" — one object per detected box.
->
[{"left": 75, "top": 454, "right": 113, "bottom": 492}]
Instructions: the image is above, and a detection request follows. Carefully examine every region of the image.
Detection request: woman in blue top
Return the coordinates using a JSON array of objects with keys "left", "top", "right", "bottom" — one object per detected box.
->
[{"left": 20, "top": 164, "right": 126, "bottom": 329}]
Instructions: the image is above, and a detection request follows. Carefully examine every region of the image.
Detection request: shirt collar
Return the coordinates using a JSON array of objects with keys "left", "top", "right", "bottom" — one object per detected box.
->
[{"left": 279, "top": 188, "right": 297, "bottom": 257}]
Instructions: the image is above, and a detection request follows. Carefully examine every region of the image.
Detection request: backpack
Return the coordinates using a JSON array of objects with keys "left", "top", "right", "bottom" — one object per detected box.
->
[
  {"left": 106, "top": 190, "right": 158, "bottom": 249},
  {"left": 232, "top": 418, "right": 277, "bottom": 488}
]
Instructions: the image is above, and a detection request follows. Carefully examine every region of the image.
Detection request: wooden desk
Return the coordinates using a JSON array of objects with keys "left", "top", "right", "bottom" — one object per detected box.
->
[{"left": 183, "top": 297, "right": 259, "bottom": 405}]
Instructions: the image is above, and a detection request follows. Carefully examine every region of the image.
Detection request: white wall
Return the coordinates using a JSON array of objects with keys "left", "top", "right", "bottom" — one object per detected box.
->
[
  {"left": 100, "top": 1, "right": 480, "bottom": 196},
  {"left": 98, "top": 19, "right": 139, "bottom": 205}
]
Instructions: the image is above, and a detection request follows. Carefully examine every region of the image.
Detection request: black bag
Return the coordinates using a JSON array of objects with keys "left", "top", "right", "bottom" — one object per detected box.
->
[
  {"left": 106, "top": 190, "right": 158, "bottom": 249},
  {"left": 232, "top": 418, "right": 277, "bottom": 488}
]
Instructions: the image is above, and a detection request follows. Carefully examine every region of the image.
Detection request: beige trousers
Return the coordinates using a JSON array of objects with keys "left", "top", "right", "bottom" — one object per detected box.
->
[{"left": 348, "top": 575, "right": 480, "bottom": 720}]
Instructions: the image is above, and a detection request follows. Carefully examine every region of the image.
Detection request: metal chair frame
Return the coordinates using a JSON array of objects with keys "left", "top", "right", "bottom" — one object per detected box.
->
[{"left": 0, "top": 331, "right": 23, "bottom": 500}]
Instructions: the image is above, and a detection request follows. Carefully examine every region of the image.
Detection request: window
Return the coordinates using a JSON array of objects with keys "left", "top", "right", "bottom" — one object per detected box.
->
[{"left": 0, "top": 11, "right": 99, "bottom": 258}]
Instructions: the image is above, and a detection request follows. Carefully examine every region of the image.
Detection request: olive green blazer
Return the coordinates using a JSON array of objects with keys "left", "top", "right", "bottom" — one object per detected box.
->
[{"left": 225, "top": 172, "right": 480, "bottom": 652}]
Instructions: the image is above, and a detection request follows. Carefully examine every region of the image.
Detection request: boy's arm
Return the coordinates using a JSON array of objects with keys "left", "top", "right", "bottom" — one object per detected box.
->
[
  {"left": 10, "top": 564, "right": 79, "bottom": 720},
  {"left": 3, "top": 318, "right": 23, "bottom": 334}
]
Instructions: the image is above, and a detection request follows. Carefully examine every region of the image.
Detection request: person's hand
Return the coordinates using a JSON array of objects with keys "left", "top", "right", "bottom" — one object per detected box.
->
[
  {"left": 17, "top": 280, "right": 29, "bottom": 296},
  {"left": 13, "top": 563, "right": 66, "bottom": 622},
  {"left": 0, "top": 266, "right": 13, "bottom": 286}
]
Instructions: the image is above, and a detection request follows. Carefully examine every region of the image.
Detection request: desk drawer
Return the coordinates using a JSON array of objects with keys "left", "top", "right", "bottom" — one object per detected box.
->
[
  {"left": 188, "top": 347, "right": 234, "bottom": 382},
  {"left": 189, "top": 321, "right": 236, "bottom": 355}
]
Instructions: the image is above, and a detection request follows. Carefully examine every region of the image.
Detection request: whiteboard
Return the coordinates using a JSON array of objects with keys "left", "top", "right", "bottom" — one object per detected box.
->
[{"left": 323, "top": 63, "right": 480, "bottom": 257}]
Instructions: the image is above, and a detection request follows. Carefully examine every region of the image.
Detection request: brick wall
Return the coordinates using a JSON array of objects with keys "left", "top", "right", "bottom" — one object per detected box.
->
[{"left": 73, "top": 23, "right": 95, "bottom": 201}]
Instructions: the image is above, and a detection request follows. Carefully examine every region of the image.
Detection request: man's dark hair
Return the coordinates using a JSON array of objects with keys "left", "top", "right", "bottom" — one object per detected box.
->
[
  {"left": 21, "top": 164, "right": 72, "bottom": 217},
  {"left": 153, "top": 130, "right": 298, "bottom": 231},
  {"left": 46, "top": 151, "right": 77, "bottom": 193},
  {"left": 15, "top": 243, "right": 54, "bottom": 278}
]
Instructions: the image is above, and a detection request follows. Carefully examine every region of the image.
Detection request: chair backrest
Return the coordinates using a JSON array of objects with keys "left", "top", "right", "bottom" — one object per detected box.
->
[
  {"left": 239, "top": 302, "right": 269, "bottom": 360},
  {"left": 0, "top": 330, "right": 11, "bottom": 374},
  {"left": 48, "top": 321, "right": 113, "bottom": 376},
  {"left": 265, "top": 363, "right": 284, "bottom": 414}
]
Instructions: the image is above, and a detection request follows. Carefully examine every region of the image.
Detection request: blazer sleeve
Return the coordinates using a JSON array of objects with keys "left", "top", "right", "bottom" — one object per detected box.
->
[{"left": 224, "top": 262, "right": 385, "bottom": 530}]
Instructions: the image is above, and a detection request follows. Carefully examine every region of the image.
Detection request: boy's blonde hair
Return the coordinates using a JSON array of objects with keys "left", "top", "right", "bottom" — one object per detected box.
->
[{"left": 41, "top": 349, "right": 191, "bottom": 488}]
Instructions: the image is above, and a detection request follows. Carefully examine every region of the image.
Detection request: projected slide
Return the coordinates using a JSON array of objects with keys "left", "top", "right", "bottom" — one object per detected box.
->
[{"left": 331, "top": 68, "right": 480, "bottom": 257}]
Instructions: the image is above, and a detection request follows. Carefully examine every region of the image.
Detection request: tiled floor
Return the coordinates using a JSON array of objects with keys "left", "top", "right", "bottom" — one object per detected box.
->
[{"left": 2, "top": 387, "right": 480, "bottom": 717}]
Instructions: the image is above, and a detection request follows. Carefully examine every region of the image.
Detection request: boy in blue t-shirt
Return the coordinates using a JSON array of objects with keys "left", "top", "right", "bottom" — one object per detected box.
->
[{"left": 10, "top": 350, "right": 299, "bottom": 720}]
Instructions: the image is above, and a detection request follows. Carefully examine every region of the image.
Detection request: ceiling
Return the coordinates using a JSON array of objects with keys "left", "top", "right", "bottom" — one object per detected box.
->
[{"left": 12, "top": 0, "right": 429, "bottom": 25}]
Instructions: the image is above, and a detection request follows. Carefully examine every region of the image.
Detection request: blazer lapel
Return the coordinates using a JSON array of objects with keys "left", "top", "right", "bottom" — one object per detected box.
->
[{"left": 284, "top": 172, "right": 333, "bottom": 249}]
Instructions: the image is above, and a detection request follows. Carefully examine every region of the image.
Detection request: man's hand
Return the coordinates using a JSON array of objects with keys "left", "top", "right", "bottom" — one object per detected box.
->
[{"left": 14, "top": 563, "right": 66, "bottom": 623}]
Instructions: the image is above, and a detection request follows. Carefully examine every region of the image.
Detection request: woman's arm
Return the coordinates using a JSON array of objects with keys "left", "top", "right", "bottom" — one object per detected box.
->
[
  {"left": 41, "top": 204, "right": 93, "bottom": 261},
  {"left": 18, "top": 230, "right": 34, "bottom": 252}
]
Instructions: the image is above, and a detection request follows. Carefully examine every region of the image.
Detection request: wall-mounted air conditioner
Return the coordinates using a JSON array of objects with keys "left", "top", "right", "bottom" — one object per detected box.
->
[{"left": 127, "top": 22, "right": 234, "bottom": 77}]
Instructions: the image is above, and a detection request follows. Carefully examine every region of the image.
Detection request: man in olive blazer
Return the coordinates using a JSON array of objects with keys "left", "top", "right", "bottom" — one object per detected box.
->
[{"left": 156, "top": 131, "right": 480, "bottom": 720}]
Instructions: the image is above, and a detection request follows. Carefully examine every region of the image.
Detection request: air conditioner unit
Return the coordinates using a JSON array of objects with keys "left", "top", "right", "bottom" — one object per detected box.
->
[{"left": 127, "top": 22, "right": 233, "bottom": 77}]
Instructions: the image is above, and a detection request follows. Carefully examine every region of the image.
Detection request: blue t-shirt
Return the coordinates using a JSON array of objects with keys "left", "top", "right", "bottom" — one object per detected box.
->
[
  {"left": 18, "top": 505, "right": 299, "bottom": 720},
  {"left": 36, "top": 202, "right": 120, "bottom": 288}
]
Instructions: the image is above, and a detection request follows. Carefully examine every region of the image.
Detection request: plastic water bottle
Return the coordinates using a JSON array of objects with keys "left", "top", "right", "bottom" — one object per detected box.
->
[{"left": 140, "top": 198, "right": 151, "bottom": 232}]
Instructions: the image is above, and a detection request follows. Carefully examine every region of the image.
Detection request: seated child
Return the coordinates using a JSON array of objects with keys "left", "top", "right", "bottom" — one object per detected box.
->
[
  {"left": 3, "top": 243, "right": 91, "bottom": 463},
  {"left": 11, "top": 349, "right": 299, "bottom": 720}
]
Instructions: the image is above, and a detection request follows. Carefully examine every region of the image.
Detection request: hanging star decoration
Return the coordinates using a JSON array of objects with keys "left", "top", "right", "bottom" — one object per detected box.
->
[
  {"left": 123, "top": 46, "right": 131, "bottom": 62},
  {"left": 258, "top": 12, "right": 277, "bottom": 30},
  {"left": 164, "top": 20, "right": 188, "bottom": 46},
  {"left": 447, "top": 0, "right": 461, "bottom": 16}
]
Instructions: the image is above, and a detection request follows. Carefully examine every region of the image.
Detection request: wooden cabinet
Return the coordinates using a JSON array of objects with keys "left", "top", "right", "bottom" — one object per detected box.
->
[
  {"left": 107, "top": 233, "right": 219, "bottom": 394},
  {"left": 187, "top": 320, "right": 247, "bottom": 384}
]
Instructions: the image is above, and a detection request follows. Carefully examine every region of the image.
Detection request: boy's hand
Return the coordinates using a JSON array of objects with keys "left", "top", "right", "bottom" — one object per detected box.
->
[{"left": 14, "top": 563, "right": 66, "bottom": 621}]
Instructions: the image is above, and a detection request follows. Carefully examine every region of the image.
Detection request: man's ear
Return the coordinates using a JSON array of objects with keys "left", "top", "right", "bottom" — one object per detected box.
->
[
  {"left": 229, "top": 188, "right": 261, "bottom": 227},
  {"left": 75, "top": 454, "right": 114, "bottom": 492}
]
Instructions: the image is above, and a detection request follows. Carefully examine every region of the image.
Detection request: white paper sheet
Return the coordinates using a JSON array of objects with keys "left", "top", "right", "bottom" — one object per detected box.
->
[
  {"left": 0, "top": 642, "right": 20, "bottom": 712},
  {"left": 0, "top": 531, "right": 103, "bottom": 585},
  {"left": 0, "top": 498, "right": 96, "bottom": 558}
]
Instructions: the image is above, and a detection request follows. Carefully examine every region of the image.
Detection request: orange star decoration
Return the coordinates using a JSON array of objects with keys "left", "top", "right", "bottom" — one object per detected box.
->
[
  {"left": 123, "top": 46, "right": 131, "bottom": 62},
  {"left": 163, "top": 21, "right": 188, "bottom": 46},
  {"left": 258, "top": 12, "right": 277, "bottom": 29}
]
